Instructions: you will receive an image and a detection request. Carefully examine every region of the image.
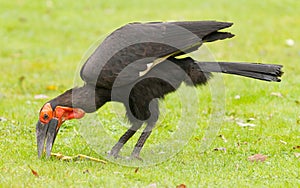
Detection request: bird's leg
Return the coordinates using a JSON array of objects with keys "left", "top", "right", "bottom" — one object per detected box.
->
[
  {"left": 109, "top": 122, "right": 143, "bottom": 158},
  {"left": 130, "top": 121, "right": 156, "bottom": 160}
]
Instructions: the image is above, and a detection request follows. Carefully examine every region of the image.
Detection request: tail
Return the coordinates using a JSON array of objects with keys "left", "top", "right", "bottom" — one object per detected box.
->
[{"left": 196, "top": 61, "right": 283, "bottom": 82}]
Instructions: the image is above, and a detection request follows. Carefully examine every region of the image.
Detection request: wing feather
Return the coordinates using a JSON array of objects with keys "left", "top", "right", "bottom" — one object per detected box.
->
[{"left": 80, "top": 21, "right": 233, "bottom": 88}]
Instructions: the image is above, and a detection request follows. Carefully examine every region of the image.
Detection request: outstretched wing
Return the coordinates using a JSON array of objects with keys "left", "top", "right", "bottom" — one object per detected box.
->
[{"left": 80, "top": 21, "right": 233, "bottom": 89}]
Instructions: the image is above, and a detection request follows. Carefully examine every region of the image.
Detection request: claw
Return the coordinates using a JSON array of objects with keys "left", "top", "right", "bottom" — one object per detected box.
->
[
  {"left": 130, "top": 155, "right": 143, "bottom": 161},
  {"left": 107, "top": 150, "right": 122, "bottom": 159}
]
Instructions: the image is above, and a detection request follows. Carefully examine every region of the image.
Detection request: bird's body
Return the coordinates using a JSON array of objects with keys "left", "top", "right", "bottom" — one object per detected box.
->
[{"left": 36, "top": 21, "right": 283, "bottom": 159}]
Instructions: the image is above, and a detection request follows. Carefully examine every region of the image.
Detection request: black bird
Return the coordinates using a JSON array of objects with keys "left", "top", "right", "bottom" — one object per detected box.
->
[{"left": 36, "top": 21, "right": 283, "bottom": 159}]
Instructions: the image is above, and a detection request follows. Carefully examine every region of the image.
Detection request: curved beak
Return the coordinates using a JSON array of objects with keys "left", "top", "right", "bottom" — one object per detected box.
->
[{"left": 36, "top": 118, "right": 59, "bottom": 158}]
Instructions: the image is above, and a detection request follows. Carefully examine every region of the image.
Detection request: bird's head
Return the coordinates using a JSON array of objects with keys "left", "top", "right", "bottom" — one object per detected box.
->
[{"left": 36, "top": 102, "right": 85, "bottom": 158}]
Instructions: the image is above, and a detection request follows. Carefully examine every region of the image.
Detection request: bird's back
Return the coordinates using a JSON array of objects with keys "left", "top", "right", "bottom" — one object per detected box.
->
[{"left": 80, "top": 21, "right": 233, "bottom": 89}]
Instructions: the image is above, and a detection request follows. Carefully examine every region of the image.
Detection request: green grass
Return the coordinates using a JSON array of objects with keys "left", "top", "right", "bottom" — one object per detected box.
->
[{"left": 1, "top": 0, "right": 300, "bottom": 187}]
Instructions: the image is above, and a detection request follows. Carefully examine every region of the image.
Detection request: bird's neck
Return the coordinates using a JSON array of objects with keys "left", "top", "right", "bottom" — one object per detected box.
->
[{"left": 50, "top": 85, "right": 111, "bottom": 113}]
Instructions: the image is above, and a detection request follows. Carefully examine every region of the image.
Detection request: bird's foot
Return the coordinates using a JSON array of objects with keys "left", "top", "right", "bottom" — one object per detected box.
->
[
  {"left": 130, "top": 150, "right": 143, "bottom": 161},
  {"left": 108, "top": 154, "right": 123, "bottom": 159},
  {"left": 108, "top": 151, "right": 142, "bottom": 161},
  {"left": 108, "top": 142, "right": 124, "bottom": 159},
  {"left": 107, "top": 149, "right": 122, "bottom": 159},
  {"left": 127, "top": 154, "right": 143, "bottom": 161}
]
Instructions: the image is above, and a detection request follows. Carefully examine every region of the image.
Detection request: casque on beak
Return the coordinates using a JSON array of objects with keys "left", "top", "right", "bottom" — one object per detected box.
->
[{"left": 36, "top": 118, "right": 60, "bottom": 158}]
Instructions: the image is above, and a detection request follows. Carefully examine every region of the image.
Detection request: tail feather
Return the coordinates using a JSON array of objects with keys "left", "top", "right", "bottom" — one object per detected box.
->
[
  {"left": 196, "top": 62, "right": 283, "bottom": 82},
  {"left": 203, "top": 32, "right": 235, "bottom": 42}
]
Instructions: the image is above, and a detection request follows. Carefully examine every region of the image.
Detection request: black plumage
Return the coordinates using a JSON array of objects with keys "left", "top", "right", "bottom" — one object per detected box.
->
[{"left": 36, "top": 21, "right": 283, "bottom": 159}]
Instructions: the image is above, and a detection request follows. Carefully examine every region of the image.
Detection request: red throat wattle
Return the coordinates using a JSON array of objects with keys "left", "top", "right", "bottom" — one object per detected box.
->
[{"left": 39, "top": 103, "right": 85, "bottom": 130}]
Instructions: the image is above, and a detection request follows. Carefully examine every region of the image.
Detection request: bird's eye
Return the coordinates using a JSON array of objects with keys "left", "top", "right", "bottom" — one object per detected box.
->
[
  {"left": 39, "top": 103, "right": 53, "bottom": 124},
  {"left": 43, "top": 114, "right": 49, "bottom": 120}
]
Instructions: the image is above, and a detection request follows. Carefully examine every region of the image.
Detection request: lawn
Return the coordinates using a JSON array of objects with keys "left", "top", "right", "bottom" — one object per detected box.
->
[{"left": 0, "top": 0, "right": 299, "bottom": 187}]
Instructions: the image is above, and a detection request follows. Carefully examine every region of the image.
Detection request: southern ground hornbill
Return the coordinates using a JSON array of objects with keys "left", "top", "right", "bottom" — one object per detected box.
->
[{"left": 36, "top": 21, "right": 283, "bottom": 159}]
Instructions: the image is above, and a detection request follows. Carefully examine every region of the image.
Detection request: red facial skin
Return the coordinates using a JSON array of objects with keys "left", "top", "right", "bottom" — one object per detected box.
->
[{"left": 39, "top": 103, "right": 85, "bottom": 130}]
